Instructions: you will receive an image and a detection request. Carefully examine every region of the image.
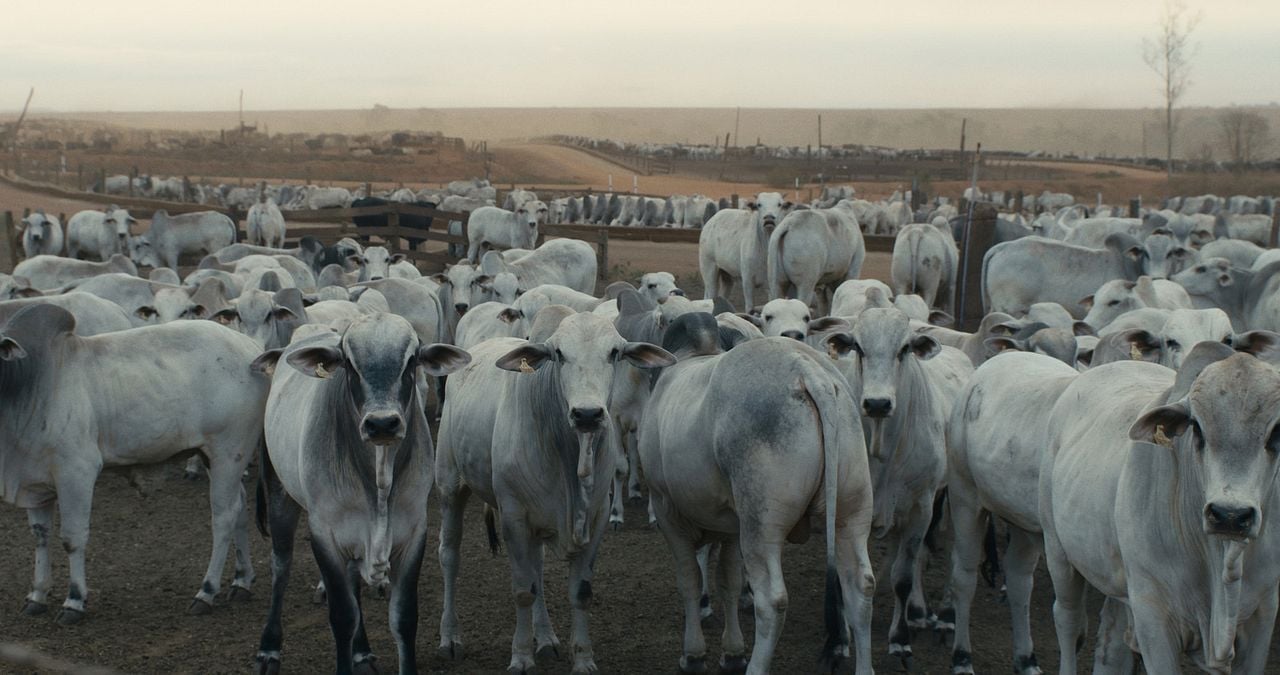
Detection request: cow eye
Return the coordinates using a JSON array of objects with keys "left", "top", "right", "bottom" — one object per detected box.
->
[
  {"left": 609, "top": 347, "right": 619, "bottom": 361},
  {"left": 1268, "top": 424, "right": 1280, "bottom": 454},
  {"left": 647, "top": 283, "right": 656, "bottom": 289},
  {"left": 554, "top": 348, "right": 564, "bottom": 362},
  {"left": 1191, "top": 422, "right": 1205, "bottom": 452},
  {"left": 1166, "top": 339, "right": 1180, "bottom": 350},
  {"left": 804, "top": 316, "right": 811, "bottom": 322},
  {"left": 764, "top": 315, "right": 773, "bottom": 322},
  {"left": 1107, "top": 300, "right": 1121, "bottom": 307}
]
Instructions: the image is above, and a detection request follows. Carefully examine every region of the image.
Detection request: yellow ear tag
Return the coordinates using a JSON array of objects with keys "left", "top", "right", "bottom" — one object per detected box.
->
[
  {"left": 315, "top": 363, "right": 330, "bottom": 379},
  {"left": 1130, "top": 343, "right": 1143, "bottom": 361},
  {"left": 1153, "top": 424, "right": 1173, "bottom": 448},
  {"left": 518, "top": 357, "right": 535, "bottom": 374},
  {"left": 264, "top": 363, "right": 276, "bottom": 377}
]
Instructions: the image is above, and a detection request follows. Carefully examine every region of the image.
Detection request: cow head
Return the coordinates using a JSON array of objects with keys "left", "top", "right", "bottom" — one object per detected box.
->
[
  {"left": 515, "top": 200, "right": 546, "bottom": 240},
  {"left": 358, "top": 246, "right": 405, "bottom": 282},
  {"left": 742, "top": 298, "right": 846, "bottom": 341},
  {"left": 1158, "top": 308, "right": 1234, "bottom": 369},
  {"left": 215, "top": 288, "right": 306, "bottom": 349},
  {"left": 23, "top": 212, "right": 52, "bottom": 244},
  {"left": 826, "top": 308, "right": 939, "bottom": 420},
  {"left": 637, "top": 271, "right": 682, "bottom": 303},
  {"left": 431, "top": 262, "right": 492, "bottom": 317},
  {"left": 1171, "top": 258, "right": 1235, "bottom": 302},
  {"left": 1131, "top": 352, "right": 1280, "bottom": 541},
  {"left": 748, "top": 192, "right": 791, "bottom": 233},
  {"left": 128, "top": 235, "right": 161, "bottom": 268},
  {"left": 1143, "top": 232, "right": 1197, "bottom": 279},
  {"left": 490, "top": 272, "right": 521, "bottom": 305},
  {"left": 279, "top": 313, "right": 469, "bottom": 445}
]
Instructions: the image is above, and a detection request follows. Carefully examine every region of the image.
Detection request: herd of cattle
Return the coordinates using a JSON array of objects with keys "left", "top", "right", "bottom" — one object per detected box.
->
[{"left": 3, "top": 182, "right": 1280, "bottom": 674}]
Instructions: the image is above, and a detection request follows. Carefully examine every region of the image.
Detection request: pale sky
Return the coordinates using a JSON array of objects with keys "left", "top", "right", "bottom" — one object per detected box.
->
[{"left": 3, "top": 0, "right": 1277, "bottom": 112}]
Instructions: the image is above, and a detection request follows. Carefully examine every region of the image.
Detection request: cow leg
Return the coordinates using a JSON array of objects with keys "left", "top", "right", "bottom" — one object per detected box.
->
[
  {"left": 1043, "top": 541, "right": 1089, "bottom": 675},
  {"left": 835, "top": 517, "right": 877, "bottom": 675},
  {"left": 1004, "top": 526, "right": 1044, "bottom": 675},
  {"left": 699, "top": 258, "right": 718, "bottom": 301},
  {"left": 626, "top": 429, "right": 643, "bottom": 501},
  {"left": 389, "top": 529, "right": 428, "bottom": 675},
  {"left": 653, "top": 502, "right": 709, "bottom": 672},
  {"left": 739, "top": 529, "right": 788, "bottom": 674},
  {"left": 1093, "top": 596, "right": 1135, "bottom": 674},
  {"left": 312, "top": 538, "right": 359, "bottom": 675},
  {"left": 256, "top": 488, "right": 302, "bottom": 675},
  {"left": 230, "top": 482, "right": 255, "bottom": 599},
  {"left": 22, "top": 504, "right": 54, "bottom": 616},
  {"left": 696, "top": 544, "right": 714, "bottom": 623},
  {"left": 530, "top": 546, "right": 561, "bottom": 659},
  {"left": 715, "top": 537, "right": 747, "bottom": 673},
  {"left": 503, "top": 520, "right": 543, "bottom": 674},
  {"left": 437, "top": 486, "right": 470, "bottom": 661},
  {"left": 183, "top": 454, "right": 205, "bottom": 480},
  {"left": 741, "top": 271, "right": 755, "bottom": 313},
  {"left": 53, "top": 467, "right": 98, "bottom": 625},
  {"left": 609, "top": 475, "right": 625, "bottom": 528},
  {"left": 191, "top": 454, "right": 251, "bottom": 613},
  {"left": 887, "top": 504, "right": 930, "bottom": 667},
  {"left": 566, "top": 540, "right": 604, "bottom": 674},
  {"left": 946, "top": 490, "right": 986, "bottom": 674}
]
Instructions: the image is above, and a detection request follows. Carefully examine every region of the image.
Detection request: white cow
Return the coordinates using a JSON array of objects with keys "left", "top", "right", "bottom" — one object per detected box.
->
[
  {"left": 640, "top": 315, "right": 876, "bottom": 674},
  {"left": 1081, "top": 276, "right": 1193, "bottom": 329},
  {"left": 66, "top": 207, "right": 135, "bottom": 261},
  {"left": 12, "top": 254, "right": 138, "bottom": 291},
  {"left": 0, "top": 304, "right": 267, "bottom": 622},
  {"left": 699, "top": 192, "right": 792, "bottom": 311},
  {"left": 892, "top": 222, "right": 958, "bottom": 314},
  {"left": 466, "top": 203, "right": 547, "bottom": 262},
  {"left": 435, "top": 315, "right": 674, "bottom": 673},
  {"left": 21, "top": 211, "right": 63, "bottom": 258},
  {"left": 479, "top": 239, "right": 596, "bottom": 296},
  {"left": 1040, "top": 346, "right": 1280, "bottom": 672},
  {"left": 768, "top": 208, "right": 864, "bottom": 315},
  {"left": 246, "top": 196, "right": 287, "bottom": 248},
  {"left": 251, "top": 315, "right": 469, "bottom": 674},
  {"left": 130, "top": 210, "right": 237, "bottom": 271}
]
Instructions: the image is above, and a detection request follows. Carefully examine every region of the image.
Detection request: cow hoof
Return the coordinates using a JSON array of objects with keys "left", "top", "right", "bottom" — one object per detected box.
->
[
  {"left": 571, "top": 659, "right": 598, "bottom": 675},
  {"left": 228, "top": 586, "right": 253, "bottom": 602},
  {"left": 187, "top": 598, "right": 213, "bottom": 616},
  {"left": 627, "top": 494, "right": 644, "bottom": 504},
  {"left": 20, "top": 599, "right": 47, "bottom": 616},
  {"left": 678, "top": 654, "right": 707, "bottom": 673},
  {"left": 312, "top": 586, "right": 327, "bottom": 605},
  {"left": 610, "top": 519, "right": 622, "bottom": 532},
  {"left": 182, "top": 470, "right": 203, "bottom": 481},
  {"left": 719, "top": 654, "right": 748, "bottom": 674},
  {"left": 534, "top": 643, "right": 560, "bottom": 661},
  {"left": 353, "top": 656, "right": 380, "bottom": 675},
  {"left": 255, "top": 653, "right": 281, "bottom": 675},
  {"left": 506, "top": 658, "right": 537, "bottom": 675},
  {"left": 54, "top": 607, "right": 85, "bottom": 626},
  {"left": 437, "top": 640, "right": 465, "bottom": 662}
]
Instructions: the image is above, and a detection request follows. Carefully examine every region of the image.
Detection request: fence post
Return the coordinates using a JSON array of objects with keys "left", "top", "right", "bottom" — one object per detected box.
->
[
  {"left": 0, "top": 211, "right": 16, "bottom": 272},
  {"left": 77, "top": 164, "right": 84, "bottom": 191},
  {"left": 956, "top": 202, "right": 998, "bottom": 332},
  {"left": 128, "top": 166, "right": 137, "bottom": 196},
  {"left": 98, "top": 167, "right": 106, "bottom": 194},
  {"left": 1129, "top": 198, "right": 1142, "bottom": 218},
  {"left": 182, "top": 176, "right": 192, "bottom": 203},
  {"left": 596, "top": 228, "right": 609, "bottom": 281},
  {"left": 388, "top": 206, "right": 403, "bottom": 250},
  {"left": 1013, "top": 190, "right": 1024, "bottom": 213},
  {"left": 1270, "top": 207, "right": 1280, "bottom": 249}
]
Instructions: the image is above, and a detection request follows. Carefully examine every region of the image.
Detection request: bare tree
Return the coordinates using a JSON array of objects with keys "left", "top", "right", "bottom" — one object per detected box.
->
[
  {"left": 1219, "top": 107, "right": 1271, "bottom": 170},
  {"left": 1142, "top": 0, "right": 1201, "bottom": 180}
]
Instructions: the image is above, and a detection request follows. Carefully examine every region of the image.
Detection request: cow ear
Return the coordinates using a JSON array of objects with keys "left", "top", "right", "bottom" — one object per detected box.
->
[
  {"left": 990, "top": 321, "right": 1021, "bottom": 336},
  {"left": 734, "top": 312, "right": 764, "bottom": 328},
  {"left": 824, "top": 332, "right": 859, "bottom": 358},
  {"left": 619, "top": 342, "right": 676, "bottom": 369},
  {"left": 473, "top": 274, "right": 493, "bottom": 287},
  {"left": 1078, "top": 295, "right": 1095, "bottom": 310},
  {"left": 807, "top": 317, "right": 849, "bottom": 334},
  {"left": 250, "top": 349, "right": 284, "bottom": 377},
  {"left": 428, "top": 273, "right": 449, "bottom": 286},
  {"left": 1227, "top": 330, "right": 1280, "bottom": 356},
  {"left": 14, "top": 287, "right": 42, "bottom": 299},
  {"left": 390, "top": 253, "right": 406, "bottom": 264},
  {"left": 135, "top": 306, "right": 158, "bottom": 320},
  {"left": 416, "top": 344, "right": 471, "bottom": 377},
  {"left": 348, "top": 254, "right": 366, "bottom": 266},
  {"left": 1076, "top": 346, "right": 1095, "bottom": 366},
  {"left": 1129, "top": 401, "right": 1191, "bottom": 447},
  {"left": 984, "top": 336, "right": 1023, "bottom": 354},
  {"left": 0, "top": 337, "right": 28, "bottom": 361},
  {"left": 927, "top": 310, "right": 954, "bottom": 327},
  {"left": 497, "top": 308, "right": 523, "bottom": 324},
  {"left": 712, "top": 296, "right": 735, "bottom": 315},
  {"left": 1072, "top": 321, "right": 1095, "bottom": 337},
  {"left": 187, "top": 304, "right": 208, "bottom": 319},
  {"left": 1125, "top": 246, "right": 1146, "bottom": 261},
  {"left": 745, "top": 201, "right": 759, "bottom": 211},
  {"left": 286, "top": 345, "right": 345, "bottom": 378},
  {"left": 1120, "top": 329, "right": 1162, "bottom": 360},
  {"left": 496, "top": 342, "right": 554, "bottom": 373},
  {"left": 909, "top": 334, "right": 941, "bottom": 360},
  {"left": 1217, "top": 272, "right": 1233, "bottom": 287},
  {"left": 212, "top": 308, "right": 239, "bottom": 325}
]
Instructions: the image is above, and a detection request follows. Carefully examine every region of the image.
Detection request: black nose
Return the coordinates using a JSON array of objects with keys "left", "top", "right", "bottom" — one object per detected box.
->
[
  {"left": 454, "top": 303, "right": 469, "bottom": 315},
  {"left": 362, "top": 413, "right": 403, "bottom": 442},
  {"left": 863, "top": 398, "right": 893, "bottom": 418},
  {"left": 1206, "top": 504, "right": 1256, "bottom": 534},
  {"left": 570, "top": 407, "right": 606, "bottom": 430},
  {"left": 781, "top": 330, "right": 805, "bottom": 341}
]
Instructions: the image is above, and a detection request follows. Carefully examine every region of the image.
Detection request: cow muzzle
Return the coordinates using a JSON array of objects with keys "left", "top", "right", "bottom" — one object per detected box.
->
[
  {"left": 863, "top": 397, "right": 893, "bottom": 419},
  {"left": 361, "top": 412, "right": 405, "bottom": 445},
  {"left": 780, "top": 330, "right": 805, "bottom": 341},
  {"left": 454, "top": 303, "right": 469, "bottom": 316},
  {"left": 570, "top": 406, "right": 606, "bottom": 432},
  {"left": 1205, "top": 502, "right": 1258, "bottom": 539}
]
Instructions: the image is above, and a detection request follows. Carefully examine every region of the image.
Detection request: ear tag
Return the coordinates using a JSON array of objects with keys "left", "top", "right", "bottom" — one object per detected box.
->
[
  {"left": 519, "top": 357, "right": 535, "bottom": 374},
  {"left": 1130, "top": 343, "right": 1143, "bottom": 361},
  {"left": 315, "top": 363, "right": 331, "bottom": 379},
  {"left": 263, "top": 363, "right": 276, "bottom": 377},
  {"left": 827, "top": 343, "right": 840, "bottom": 361},
  {"left": 1154, "top": 425, "right": 1173, "bottom": 448}
]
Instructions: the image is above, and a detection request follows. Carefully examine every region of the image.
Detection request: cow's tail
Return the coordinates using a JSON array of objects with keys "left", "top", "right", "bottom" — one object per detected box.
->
[
  {"left": 803, "top": 366, "right": 851, "bottom": 670},
  {"left": 909, "top": 227, "right": 922, "bottom": 295},
  {"left": 483, "top": 505, "right": 501, "bottom": 556},
  {"left": 254, "top": 435, "right": 273, "bottom": 538},
  {"left": 767, "top": 220, "right": 788, "bottom": 300},
  {"left": 981, "top": 517, "right": 1002, "bottom": 588}
]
